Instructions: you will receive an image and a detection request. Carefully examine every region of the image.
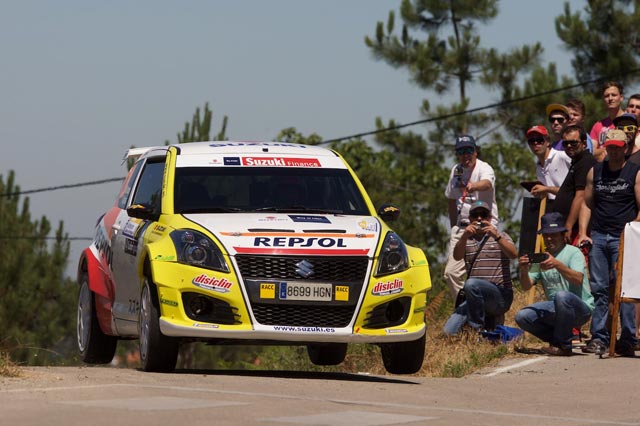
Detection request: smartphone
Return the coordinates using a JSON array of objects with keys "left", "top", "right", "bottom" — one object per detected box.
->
[
  {"left": 528, "top": 253, "right": 549, "bottom": 263},
  {"left": 520, "top": 181, "right": 543, "bottom": 192}
]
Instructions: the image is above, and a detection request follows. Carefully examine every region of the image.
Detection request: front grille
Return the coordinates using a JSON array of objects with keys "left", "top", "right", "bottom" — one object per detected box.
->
[
  {"left": 252, "top": 304, "right": 354, "bottom": 327},
  {"left": 235, "top": 255, "right": 368, "bottom": 281},
  {"left": 235, "top": 255, "right": 369, "bottom": 327}
]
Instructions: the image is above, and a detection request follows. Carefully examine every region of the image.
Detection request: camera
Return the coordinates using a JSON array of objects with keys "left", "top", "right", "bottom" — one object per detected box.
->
[
  {"left": 578, "top": 240, "right": 592, "bottom": 255},
  {"left": 528, "top": 253, "right": 549, "bottom": 263},
  {"left": 475, "top": 221, "right": 485, "bottom": 229}
]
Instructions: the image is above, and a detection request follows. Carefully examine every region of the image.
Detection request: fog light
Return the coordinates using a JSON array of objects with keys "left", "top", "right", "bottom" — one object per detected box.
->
[
  {"left": 189, "top": 296, "right": 212, "bottom": 316},
  {"left": 385, "top": 299, "right": 405, "bottom": 323}
]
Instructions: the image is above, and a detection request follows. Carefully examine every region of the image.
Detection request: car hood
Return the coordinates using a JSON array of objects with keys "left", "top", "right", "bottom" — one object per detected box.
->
[{"left": 183, "top": 213, "right": 382, "bottom": 257}]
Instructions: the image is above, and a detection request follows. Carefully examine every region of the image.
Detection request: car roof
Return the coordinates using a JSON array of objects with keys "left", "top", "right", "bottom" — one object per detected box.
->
[{"left": 127, "top": 141, "right": 347, "bottom": 169}]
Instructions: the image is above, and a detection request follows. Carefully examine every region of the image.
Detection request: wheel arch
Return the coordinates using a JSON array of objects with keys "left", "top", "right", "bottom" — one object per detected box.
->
[{"left": 78, "top": 248, "right": 116, "bottom": 336}]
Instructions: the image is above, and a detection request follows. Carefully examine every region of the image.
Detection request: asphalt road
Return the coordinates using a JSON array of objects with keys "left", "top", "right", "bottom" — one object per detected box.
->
[{"left": 2, "top": 355, "right": 640, "bottom": 426}]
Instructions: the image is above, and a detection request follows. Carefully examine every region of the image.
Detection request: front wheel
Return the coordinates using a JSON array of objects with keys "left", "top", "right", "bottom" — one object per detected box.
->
[
  {"left": 139, "top": 278, "right": 180, "bottom": 372},
  {"left": 380, "top": 333, "right": 425, "bottom": 374},
  {"left": 77, "top": 274, "right": 117, "bottom": 364}
]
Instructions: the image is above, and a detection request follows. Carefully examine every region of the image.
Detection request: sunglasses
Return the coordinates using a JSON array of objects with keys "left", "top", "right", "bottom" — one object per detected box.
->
[
  {"left": 455, "top": 147, "right": 475, "bottom": 155},
  {"left": 549, "top": 116, "right": 566, "bottom": 124},
  {"left": 617, "top": 125, "right": 638, "bottom": 132},
  {"left": 470, "top": 210, "right": 489, "bottom": 219},
  {"left": 562, "top": 139, "right": 581, "bottom": 148},
  {"left": 527, "top": 137, "right": 545, "bottom": 145}
]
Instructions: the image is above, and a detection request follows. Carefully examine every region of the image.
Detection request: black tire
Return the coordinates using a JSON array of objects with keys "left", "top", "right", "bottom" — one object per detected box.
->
[
  {"left": 307, "top": 343, "right": 348, "bottom": 366},
  {"left": 380, "top": 332, "right": 425, "bottom": 374},
  {"left": 77, "top": 274, "right": 117, "bottom": 364},
  {"left": 139, "top": 277, "right": 179, "bottom": 372}
]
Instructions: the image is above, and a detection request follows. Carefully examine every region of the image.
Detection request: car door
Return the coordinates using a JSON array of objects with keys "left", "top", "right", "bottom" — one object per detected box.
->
[{"left": 111, "top": 158, "right": 166, "bottom": 328}]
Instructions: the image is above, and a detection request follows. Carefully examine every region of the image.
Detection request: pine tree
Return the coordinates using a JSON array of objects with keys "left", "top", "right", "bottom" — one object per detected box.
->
[
  {"left": 175, "top": 102, "right": 228, "bottom": 144},
  {"left": 0, "top": 172, "right": 76, "bottom": 365},
  {"left": 360, "top": 0, "right": 552, "bottom": 255}
]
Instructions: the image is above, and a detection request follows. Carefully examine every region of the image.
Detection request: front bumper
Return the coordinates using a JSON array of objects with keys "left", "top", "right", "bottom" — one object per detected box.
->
[{"left": 150, "top": 256, "right": 430, "bottom": 344}]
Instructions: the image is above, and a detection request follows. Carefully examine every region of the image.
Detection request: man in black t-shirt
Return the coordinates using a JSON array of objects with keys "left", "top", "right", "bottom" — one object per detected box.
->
[
  {"left": 553, "top": 125, "right": 595, "bottom": 244},
  {"left": 578, "top": 129, "right": 640, "bottom": 357},
  {"left": 615, "top": 113, "right": 640, "bottom": 166}
]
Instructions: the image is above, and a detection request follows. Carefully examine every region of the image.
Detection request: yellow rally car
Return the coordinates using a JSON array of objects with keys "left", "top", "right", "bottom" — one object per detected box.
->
[{"left": 77, "top": 141, "right": 431, "bottom": 373}]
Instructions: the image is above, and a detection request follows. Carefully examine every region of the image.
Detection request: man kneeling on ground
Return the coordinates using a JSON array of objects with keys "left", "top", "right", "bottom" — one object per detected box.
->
[
  {"left": 443, "top": 201, "right": 518, "bottom": 335},
  {"left": 515, "top": 212, "right": 594, "bottom": 356}
]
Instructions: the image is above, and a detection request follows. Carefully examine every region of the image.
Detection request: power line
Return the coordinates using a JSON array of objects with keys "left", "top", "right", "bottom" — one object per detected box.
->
[
  {"left": 0, "top": 177, "right": 123, "bottom": 198},
  {"left": 319, "top": 67, "right": 640, "bottom": 144},
  {"left": 3, "top": 68, "right": 640, "bottom": 201},
  {"left": 0, "top": 236, "right": 92, "bottom": 240}
]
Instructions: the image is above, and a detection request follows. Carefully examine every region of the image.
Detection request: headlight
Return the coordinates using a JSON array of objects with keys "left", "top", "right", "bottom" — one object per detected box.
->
[
  {"left": 170, "top": 230, "right": 229, "bottom": 272},
  {"left": 375, "top": 232, "right": 409, "bottom": 277}
]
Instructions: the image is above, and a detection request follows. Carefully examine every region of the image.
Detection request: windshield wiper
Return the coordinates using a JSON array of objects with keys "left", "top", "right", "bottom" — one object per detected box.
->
[
  {"left": 253, "top": 206, "right": 343, "bottom": 214},
  {"left": 179, "top": 207, "right": 243, "bottom": 213}
]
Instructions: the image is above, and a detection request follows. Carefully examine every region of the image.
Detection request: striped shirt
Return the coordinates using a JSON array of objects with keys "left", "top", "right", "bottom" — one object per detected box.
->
[{"left": 464, "top": 232, "right": 513, "bottom": 289}]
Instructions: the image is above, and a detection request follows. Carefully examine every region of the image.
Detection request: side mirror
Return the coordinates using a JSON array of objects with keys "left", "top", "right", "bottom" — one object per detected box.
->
[
  {"left": 377, "top": 204, "right": 401, "bottom": 222},
  {"left": 127, "top": 204, "right": 160, "bottom": 222}
]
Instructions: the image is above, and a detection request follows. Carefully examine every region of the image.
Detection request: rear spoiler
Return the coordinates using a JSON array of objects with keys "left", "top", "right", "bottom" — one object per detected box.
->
[{"left": 121, "top": 146, "right": 167, "bottom": 166}]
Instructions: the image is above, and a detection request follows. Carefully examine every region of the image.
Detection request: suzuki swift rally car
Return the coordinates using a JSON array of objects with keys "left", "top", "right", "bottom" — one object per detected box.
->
[{"left": 77, "top": 141, "right": 432, "bottom": 373}]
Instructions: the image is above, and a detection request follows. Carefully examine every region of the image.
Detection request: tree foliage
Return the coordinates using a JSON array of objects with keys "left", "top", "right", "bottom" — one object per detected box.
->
[
  {"left": 360, "top": 0, "right": 555, "bottom": 258},
  {"left": 0, "top": 172, "right": 76, "bottom": 364},
  {"left": 174, "top": 102, "right": 228, "bottom": 144},
  {"left": 556, "top": 0, "right": 640, "bottom": 85}
]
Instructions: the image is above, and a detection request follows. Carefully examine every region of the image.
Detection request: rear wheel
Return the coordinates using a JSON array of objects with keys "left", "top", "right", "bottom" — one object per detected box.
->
[
  {"left": 380, "top": 333, "right": 425, "bottom": 374},
  {"left": 77, "top": 274, "right": 117, "bottom": 364},
  {"left": 139, "top": 277, "right": 179, "bottom": 372},
  {"left": 307, "top": 343, "right": 348, "bottom": 366}
]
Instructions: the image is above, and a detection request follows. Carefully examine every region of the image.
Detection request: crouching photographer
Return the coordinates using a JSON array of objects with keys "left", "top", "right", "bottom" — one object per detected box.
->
[
  {"left": 443, "top": 201, "right": 518, "bottom": 336},
  {"left": 515, "top": 212, "right": 594, "bottom": 356}
]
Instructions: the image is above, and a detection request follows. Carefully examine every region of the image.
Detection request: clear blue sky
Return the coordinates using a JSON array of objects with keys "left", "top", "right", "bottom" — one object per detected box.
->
[{"left": 0, "top": 1, "right": 576, "bottom": 275}]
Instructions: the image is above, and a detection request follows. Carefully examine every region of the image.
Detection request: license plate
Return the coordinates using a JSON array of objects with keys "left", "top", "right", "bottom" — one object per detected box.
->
[{"left": 279, "top": 282, "right": 332, "bottom": 301}]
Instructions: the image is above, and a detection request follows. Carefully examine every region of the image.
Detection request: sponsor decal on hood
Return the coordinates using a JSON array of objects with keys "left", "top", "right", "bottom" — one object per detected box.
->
[{"left": 183, "top": 214, "right": 381, "bottom": 256}]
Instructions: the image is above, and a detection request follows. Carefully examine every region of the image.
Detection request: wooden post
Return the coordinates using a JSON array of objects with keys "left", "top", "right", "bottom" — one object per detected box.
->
[
  {"left": 608, "top": 229, "right": 625, "bottom": 357},
  {"left": 528, "top": 197, "right": 547, "bottom": 304}
]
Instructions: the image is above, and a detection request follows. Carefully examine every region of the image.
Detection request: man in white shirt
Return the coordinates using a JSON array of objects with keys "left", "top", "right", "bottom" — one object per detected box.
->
[
  {"left": 444, "top": 135, "right": 498, "bottom": 301},
  {"left": 525, "top": 125, "right": 571, "bottom": 211}
]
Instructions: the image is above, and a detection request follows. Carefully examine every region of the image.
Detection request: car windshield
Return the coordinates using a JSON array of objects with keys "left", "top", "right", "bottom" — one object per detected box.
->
[{"left": 173, "top": 167, "right": 369, "bottom": 215}]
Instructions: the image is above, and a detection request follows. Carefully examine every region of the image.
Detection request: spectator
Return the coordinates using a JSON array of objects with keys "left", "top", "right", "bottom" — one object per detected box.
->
[
  {"left": 590, "top": 81, "right": 625, "bottom": 162},
  {"left": 546, "top": 104, "right": 570, "bottom": 150},
  {"left": 525, "top": 125, "right": 570, "bottom": 210},
  {"left": 444, "top": 135, "right": 498, "bottom": 301},
  {"left": 625, "top": 93, "right": 640, "bottom": 152},
  {"left": 443, "top": 201, "right": 517, "bottom": 335},
  {"left": 565, "top": 98, "right": 594, "bottom": 153},
  {"left": 624, "top": 109, "right": 640, "bottom": 346},
  {"left": 578, "top": 129, "right": 640, "bottom": 356},
  {"left": 613, "top": 112, "right": 640, "bottom": 165},
  {"left": 515, "top": 212, "right": 594, "bottom": 356},
  {"left": 553, "top": 125, "right": 595, "bottom": 244}
]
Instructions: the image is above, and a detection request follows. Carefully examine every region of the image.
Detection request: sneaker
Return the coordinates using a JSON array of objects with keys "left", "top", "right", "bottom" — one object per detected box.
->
[
  {"left": 581, "top": 340, "right": 606, "bottom": 354},
  {"left": 615, "top": 341, "right": 636, "bottom": 358},
  {"left": 541, "top": 345, "right": 573, "bottom": 356},
  {"left": 571, "top": 328, "right": 580, "bottom": 343}
]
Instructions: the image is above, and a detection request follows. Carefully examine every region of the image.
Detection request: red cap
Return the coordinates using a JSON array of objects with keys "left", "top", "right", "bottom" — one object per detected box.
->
[
  {"left": 526, "top": 125, "right": 549, "bottom": 138},
  {"left": 603, "top": 129, "right": 627, "bottom": 148}
]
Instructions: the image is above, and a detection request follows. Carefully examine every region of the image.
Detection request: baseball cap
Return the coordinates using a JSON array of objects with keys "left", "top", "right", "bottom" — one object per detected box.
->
[
  {"left": 613, "top": 113, "right": 638, "bottom": 126},
  {"left": 603, "top": 129, "right": 627, "bottom": 148},
  {"left": 526, "top": 125, "right": 549, "bottom": 138},
  {"left": 546, "top": 103, "right": 570, "bottom": 117},
  {"left": 469, "top": 200, "right": 491, "bottom": 214},
  {"left": 538, "top": 212, "right": 568, "bottom": 234},
  {"left": 455, "top": 134, "right": 476, "bottom": 150}
]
